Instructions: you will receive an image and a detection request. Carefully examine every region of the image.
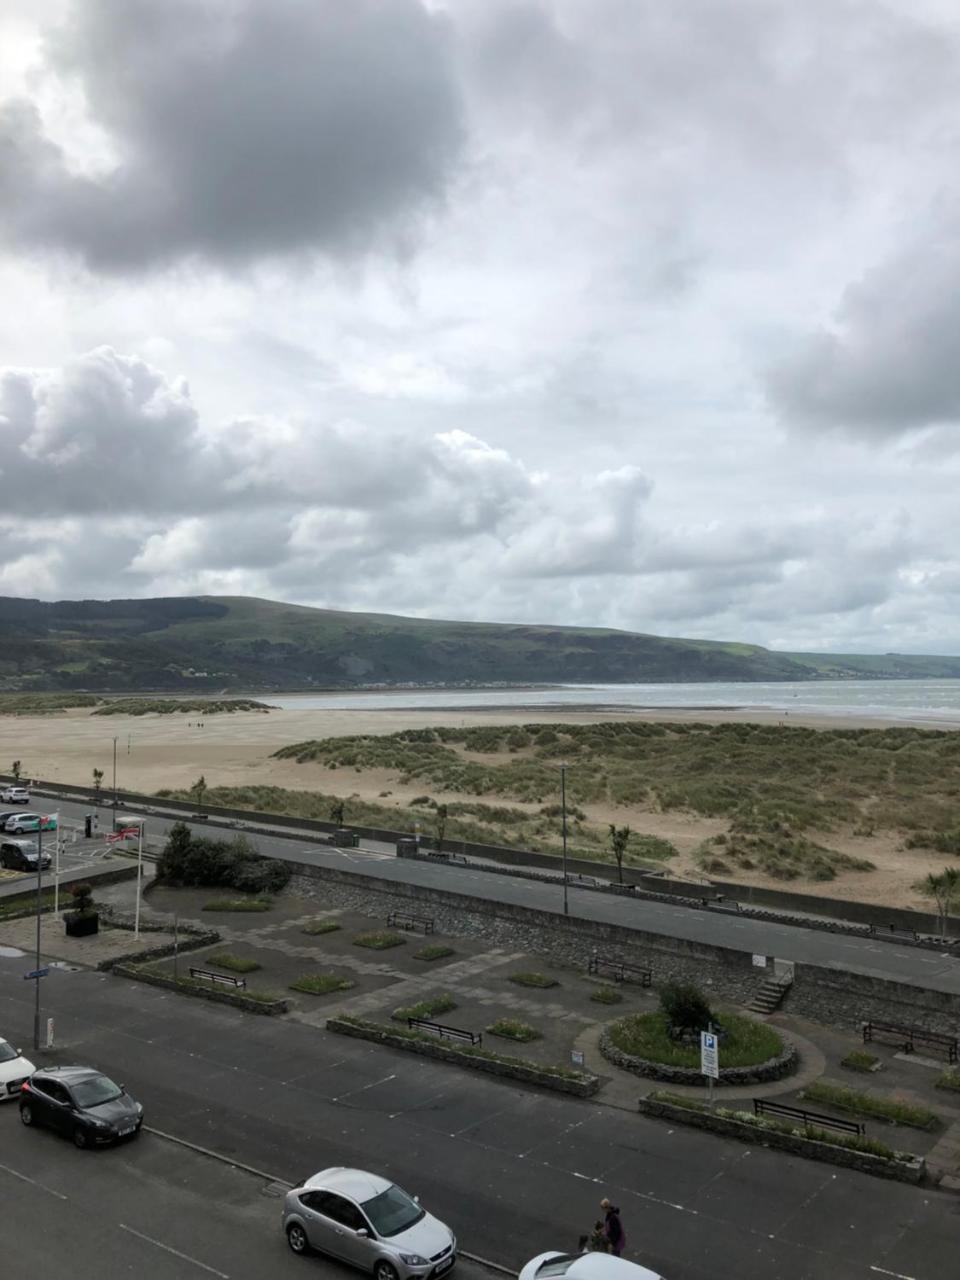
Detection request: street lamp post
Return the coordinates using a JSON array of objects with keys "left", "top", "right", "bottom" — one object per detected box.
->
[
  {"left": 560, "top": 763, "right": 569, "bottom": 916},
  {"left": 112, "top": 736, "right": 118, "bottom": 811},
  {"left": 33, "top": 821, "right": 43, "bottom": 1051}
]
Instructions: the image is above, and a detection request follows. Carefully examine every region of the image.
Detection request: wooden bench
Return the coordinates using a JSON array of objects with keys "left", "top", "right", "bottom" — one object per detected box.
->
[
  {"left": 408, "top": 1017, "right": 481, "bottom": 1046},
  {"left": 863, "top": 1020, "right": 958, "bottom": 1063},
  {"left": 869, "top": 923, "right": 920, "bottom": 944},
  {"left": 754, "top": 1098, "right": 865, "bottom": 1136},
  {"left": 587, "top": 954, "right": 652, "bottom": 986},
  {"left": 387, "top": 910, "right": 435, "bottom": 935},
  {"left": 702, "top": 896, "right": 742, "bottom": 914},
  {"left": 189, "top": 967, "right": 246, "bottom": 990}
]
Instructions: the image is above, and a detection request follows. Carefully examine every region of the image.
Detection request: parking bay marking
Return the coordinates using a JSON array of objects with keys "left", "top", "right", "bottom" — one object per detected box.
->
[
  {"left": 0, "top": 1160, "right": 68, "bottom": 1201},
  {"left": 119, "top": 1224, "right": 230, "bottom": 1278}
]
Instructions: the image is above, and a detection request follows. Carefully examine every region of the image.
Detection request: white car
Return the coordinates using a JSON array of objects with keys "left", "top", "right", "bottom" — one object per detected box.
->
[
  {"left": 520, "top": 1255, "right": 664, "bottom": 1280},
  {"left": 282, "top": 1167, "right": 456, "bottom": 1280},
  {"left": 1, "top": 787, "right": 29, "bottom": 804},
  {"left": 4, "top": 813, "right": 50, "bottom": 835},
  {"left": 0, "top": 1038, "right": 35, "bottom": 1102}
]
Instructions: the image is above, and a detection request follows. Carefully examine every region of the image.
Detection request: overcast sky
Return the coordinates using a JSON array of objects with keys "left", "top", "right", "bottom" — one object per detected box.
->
[{"left": 1, "top": 0, "right": 958, "bottom": 654}]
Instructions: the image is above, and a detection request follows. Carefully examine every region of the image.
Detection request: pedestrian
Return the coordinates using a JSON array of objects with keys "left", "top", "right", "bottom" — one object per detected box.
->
[
  {"left": 587, "top": 1221, "right": 609, "bottom": 1253},
  {"left": 577, "top": 1235, "right": 589, "bottom": 1254},
  {"left": 600, "top": 1199, "right": 625, "bottom": 1257}
]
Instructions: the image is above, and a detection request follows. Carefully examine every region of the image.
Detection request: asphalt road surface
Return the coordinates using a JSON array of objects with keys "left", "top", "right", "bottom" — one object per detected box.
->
[
  {"left": 0, "top": 1103, "right": 502, "bottom": 1280},
  {"left": 1, "top": 949, "right": 958, "bottom": 1280},
  {"left": 22, "top": 792, "right": 960, "bottom": 996}
]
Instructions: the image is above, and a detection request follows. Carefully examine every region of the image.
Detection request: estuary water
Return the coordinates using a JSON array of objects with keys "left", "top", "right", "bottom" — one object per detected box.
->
[{"left": 269, "top": 679, "right": 960, "bottom": 725}]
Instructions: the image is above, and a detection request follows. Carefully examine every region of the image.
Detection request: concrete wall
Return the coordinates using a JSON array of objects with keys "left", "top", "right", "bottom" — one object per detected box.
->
[{"left": 788, "top": 964, "right": 960, "bottom": 1036}]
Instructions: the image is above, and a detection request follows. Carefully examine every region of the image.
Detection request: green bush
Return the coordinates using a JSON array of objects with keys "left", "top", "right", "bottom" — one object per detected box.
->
[
  {"left": 841, "top": 1050, "right": 880, "bottom": 1073},
  {"left": 206, "top": 952, "right": 261, "bottom": 973},
  {"left": 802, "top": 1081, "right": 938, "bottom": 1129},
  {"left": 353, "top": 931, "right": 406, "bottom": 950},
  {"left": 290, "top": 973, "right": 355, "bottom": 995},
  {"left": 392, "top": 993, "right": 458, "bottom": 1022},
  {"left": 414, "top": 944, "right": 455, "bottom": 961},
  {"left": 659, "top": 982, "right": 712, "bottom": 1034},
  {"left": 487, "top": 1018, "right": 541, "bottom": 1042},
  {"left": 156, "top": 821, "right": 290, "bottom": 893},
  {"left": 590, "top": 986, "right": 623, "bottom": 1005},
  {"left": 508, "top": 972, "right": 558, "bottom": 988},
  {"left": 301, "top": 920, "right": 342, "bottom": 935},
  {"left": 201, "top": 898, "right": 271, "bottom": 913},
  {"left": 936, "top": 1070, "right": 960, "bottom": 1092}
]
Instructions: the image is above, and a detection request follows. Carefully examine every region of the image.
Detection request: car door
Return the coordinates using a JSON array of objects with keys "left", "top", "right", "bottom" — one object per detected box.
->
[
  {"left": 327, "top": 1195, "right": 375, "bottom": 1269},
  {"left": 297, "top": 1192, "right": 341, "bottom": 1255},
  {"left": 30, "top": 1078, "right": 69, "bottom": 1132}
]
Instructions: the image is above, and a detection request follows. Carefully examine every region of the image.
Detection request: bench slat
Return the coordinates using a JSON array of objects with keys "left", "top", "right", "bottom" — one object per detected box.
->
[
  {"left": 408, "top": 1017, "right": 481, "bottom": 1046},
  {"left": 754, "top": 1098, "right": 865, "bottom": 1136}
]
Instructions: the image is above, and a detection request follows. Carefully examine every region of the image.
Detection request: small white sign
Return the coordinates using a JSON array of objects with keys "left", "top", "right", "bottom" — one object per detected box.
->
[
  {"left": 752, "top": 953, "right": 767, "bottom": 968},
  {"left": 570, "top": 1049, "right": 585, "bottom": 1068},
  {"left": 700, "top": 1030, "right": 719, "bottom": 1079}
]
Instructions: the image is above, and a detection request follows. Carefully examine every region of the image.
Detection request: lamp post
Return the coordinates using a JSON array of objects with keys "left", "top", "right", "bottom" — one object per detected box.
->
[
  {"left": 112, "top": 736, "right": 118, "bottom": 811},
  {"left": 33, "top": 821, "right": 43, "bottom": 1051},
  {"left": 560, "top": 763, "right": 569, "bottom": 916}
]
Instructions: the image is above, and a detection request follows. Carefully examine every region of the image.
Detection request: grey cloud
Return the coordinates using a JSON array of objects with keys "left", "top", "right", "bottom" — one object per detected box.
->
[
  {"left": 0, "top": 0, "right": 462, "bottom": 271},
  {"left": 767, "top": 226, "right": 960, "bottom": 436}
]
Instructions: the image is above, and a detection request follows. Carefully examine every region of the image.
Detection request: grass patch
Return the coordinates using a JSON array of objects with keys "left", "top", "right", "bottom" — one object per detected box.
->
[
  {"left": 508, "top": 971, "right": 558, "bottom": 988},
  {"left": 414, "top": 944, "right": 455, "bottom": 961},
  {"left": 206, "top": 952, "right": 261, "bottom": 974},
  {"left": 94, "top": 698, "right": 274, "bottom": 716},
  {"left": 353, "top": 930, "right": 406, "bottom": 950},
  {"left": 696, "top": 831, "right": 874, "bottom": 882},
  {"left": 590, "top": 986, "right": 624, "bottom": 1005},
  {"left": 802, "top": 1081, "right": 938, "bottom": 1129},
  {"left": 487, "top": 1018, "right": 542, "bottom": 1042},
  {"left": 841, "top": 1050, "right": 881, "bottom": 1073},
  {"left": 610, "top": 1011, "right": 784, "bottom": 1069},
  {"left": 201, "top": 898, "right": 271, "bottom": 912},
  {"left": 290, "top": 973, "right": 355, "bottom": 996},
  {"left": 648, "top": 1091, "right": 902, "bottom": 1161},
  {"left": 301, "top": 920, "right": 342, "bottom": 936},
  {"left": 936, "top": 1070, "right": 960, "bottom": 1092},
  {"left": 392, "top": 993, "right": 458, "bottom": 1022}
]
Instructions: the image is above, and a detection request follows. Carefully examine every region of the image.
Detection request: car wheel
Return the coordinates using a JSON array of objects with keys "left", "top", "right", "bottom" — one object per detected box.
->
[
  {"left": 73, "top": 1126, "right": 90, "bottom": 1149},
  {"left": 20, "top": 1104, "right": 34, "bottom": 1126},
  {"left": 286, "top": 1224, "right": 311, "bottom": 1255},
  {"left": 373, "top": 1261, "right": 399, "bottom": 1280}
]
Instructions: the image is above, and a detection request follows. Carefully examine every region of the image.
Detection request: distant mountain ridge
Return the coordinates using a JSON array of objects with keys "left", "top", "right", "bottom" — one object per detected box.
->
[{"left": 0, "top": 594, "right": 958, "bottom": 692}]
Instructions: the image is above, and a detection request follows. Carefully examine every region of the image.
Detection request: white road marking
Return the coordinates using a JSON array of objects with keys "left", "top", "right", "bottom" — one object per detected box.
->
[
  {"left": 0, "top": 1160, "right": 68, "bottom": 1200},
  {"left": 869, "top": 1267, "right": 917, "bottom": 1280},
  {"left": 333, "top": 1072, "right": 397, "bottom": 1101},
  {"left": 119, "top": 1224, "right": 230, "bottom": 1278}
]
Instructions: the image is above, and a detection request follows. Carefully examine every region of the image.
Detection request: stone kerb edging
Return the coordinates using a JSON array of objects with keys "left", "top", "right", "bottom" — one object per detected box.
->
[
  {"left": 637, "top": 1094, "right": 926, "bottom": 1185},
  {"left": 110, "top": 962, "right": 290, "bottom": 1016},
  {"left": 599, "top": 1027, "right": 799, "bottom": 1086},
  {"left": 327, "top": 1015, "right": 600, "bottom": 1097},
  {"left": 97, "top": 927, "right": 221, "bottom": 971}
]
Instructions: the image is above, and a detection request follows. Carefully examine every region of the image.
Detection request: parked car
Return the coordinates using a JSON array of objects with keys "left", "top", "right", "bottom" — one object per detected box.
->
[
  {"left": 0, "top": 840, "right": 51, "bottom": 872},
  {"left": 0, "top": 786, "right": 29, "bottom": 804},
  {"left": 4, "top": 813, "right": 55, "bottom": 835},
  {"left": 519, "top": 1256, "right": 664, "bottom": 1280},
  {"left": 282, "top": 1167, "right": 456, "bottom": 1280},
  {"left": 19, "top": 1066, "right": 144, "bottom": 1148},
  {"left": 0, "top": 1038, "right": 35, "bottom": 1102},
  {"left": 0, "top": 812, "right": 21, "bottom": 830}
]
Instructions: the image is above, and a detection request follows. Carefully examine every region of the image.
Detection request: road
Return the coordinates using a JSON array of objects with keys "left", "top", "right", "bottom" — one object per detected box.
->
[
  {"left": 17, "top": 792, "right": 960, "bottom": 996},
  {"left": 0, "top": 1102, "right": 503, "bottom": 1280},
  {"left": 1, "top": 949, "right": 958, "bottom": 1280}
]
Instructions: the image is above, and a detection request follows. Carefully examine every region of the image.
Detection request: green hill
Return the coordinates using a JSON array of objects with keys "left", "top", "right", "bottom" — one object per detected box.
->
[{"left": 0, "top": 594, "right": 958, "bottom": 691}]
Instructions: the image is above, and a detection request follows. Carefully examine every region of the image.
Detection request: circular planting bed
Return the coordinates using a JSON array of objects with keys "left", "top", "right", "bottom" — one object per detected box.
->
[{"left": 600, "top": 1011, "right": 798, "bottom": 1085}]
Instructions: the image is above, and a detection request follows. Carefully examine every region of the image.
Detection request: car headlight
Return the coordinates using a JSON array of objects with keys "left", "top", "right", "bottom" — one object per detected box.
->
[
  {"left": 87, "top": 1117, "right": 111, "bottom": 1129},
  {"left": 135, "top": 1103, "right": 144, "bottom": 1115},
  {"left": 399, "top": 1255, "right": 428, "bottom": 1266}
]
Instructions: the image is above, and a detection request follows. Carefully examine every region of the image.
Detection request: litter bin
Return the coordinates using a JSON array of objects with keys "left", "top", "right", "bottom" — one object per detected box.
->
[
  {"left": 332, "top": 827, "right": 359, "bottom": 848},
  {"left": 396, "top": 837, "right": 418, "bottom": 858},
  {"left": 84, "top": 814, "right": 94, "bottom": 838}
]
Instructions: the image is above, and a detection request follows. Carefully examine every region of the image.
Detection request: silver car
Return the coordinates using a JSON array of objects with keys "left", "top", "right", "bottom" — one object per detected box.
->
[{"left": 282, "top": 1167, "right": 456, "bottom": 1280}]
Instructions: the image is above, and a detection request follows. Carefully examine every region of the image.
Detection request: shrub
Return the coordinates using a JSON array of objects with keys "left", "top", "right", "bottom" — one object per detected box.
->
[
  {"left": 414, "top": 944, "right": 455, "bottom": 961},
  {"left": 590, "top": 986, "right": 623, "bottom": 1005},
  {"left": 659, "top": 982, "right": 713, "bottom": 1034},
  {"left": 392, "top": 993, "right": 458, "bottom": 1022},
  {"left": 801, "top": 1082, "right": 938, "bottom": 1129},
  {"left": 201, "top": 898, "right": 271, "bottom": 913},
  {"left": 841, "top": 1050, "right": 880, "bottom": 1073},
  {"left": 488, "top": 1018, "right": 541, "bottom": 1042},
  {"left": 353, "top": 931, "right": 406, "bottom": 950},
  {"left": 508, "top": 972, "right": 558, "bottom": 988},
  {"left": 936, "top": 1070, "right": 960, "bottom": 1092},
  {"left": 301, "top": 920, "right": 342, "bottom": 936},
  {"left": 290, "top": 973, "right": 355, "bottom": 995},
  {"left": 206, "top": 952, "right": 261, "bottom": 973},
  {"left": 156, "top": 821, "right": 290, "bottom": 893},
  {"left": 68, "top": 882, "right": 96, "bottom": 915}
]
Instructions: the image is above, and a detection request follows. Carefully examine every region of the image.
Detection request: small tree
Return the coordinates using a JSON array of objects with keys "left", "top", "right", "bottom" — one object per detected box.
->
[
  {"left": 11, "top": 760, "right": 21, "bottom": 781},
  {"left": 330, "top": 799, "right": 345, "bottom": 827},
  {"left": 92, "top": 767, "right": 104, "bottom": 810},
  {"left": 191, "top": 774, "right": 208, "bottom": 817},
  {"left": 434, "top": 804, "right": 448, "bottom": 852},
  {"left": 921, "top": 867, "right": 960, "bottom": 938},
  {"left": 68, "top": 882, "right": 95, "bottom": 917},
  {"left": 660, "top": 982, "right": 713, "bottom": 1037},
  {"left": 608, "top": 823, "right": 631, "bottom": 885}
]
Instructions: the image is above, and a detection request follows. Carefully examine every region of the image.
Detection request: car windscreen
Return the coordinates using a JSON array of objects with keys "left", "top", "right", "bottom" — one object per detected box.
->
[
  {"left": 0, "top": 1040, "right": 18, "bottom": 1063},
  {"left": 71, "top": 1075, "right": 123, "bottom": 1108},
  {"left": 361, "top": 1185, "right": 425, "bottom": 1237},
  {"left": 536, "top": 1258, "right": 580, "bottom": 1278}
]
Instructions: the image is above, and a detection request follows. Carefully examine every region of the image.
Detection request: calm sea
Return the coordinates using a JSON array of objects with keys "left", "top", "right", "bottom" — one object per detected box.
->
[{"left": 269, "top": 680, "right": 960, "bottom": 726}]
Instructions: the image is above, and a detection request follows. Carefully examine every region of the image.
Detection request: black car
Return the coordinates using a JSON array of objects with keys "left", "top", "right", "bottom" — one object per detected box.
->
[
  {"left": 0, "top": 840, "right": 51, "bottom": 872},
  {"left": 20, "top": 1066, "right": 144, "bottom": 1148}
]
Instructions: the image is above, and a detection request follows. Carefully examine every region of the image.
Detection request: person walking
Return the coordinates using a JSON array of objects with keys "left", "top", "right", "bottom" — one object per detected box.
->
[{"left": 600, "top": 1198, "right": 625, "bottom": 1257}]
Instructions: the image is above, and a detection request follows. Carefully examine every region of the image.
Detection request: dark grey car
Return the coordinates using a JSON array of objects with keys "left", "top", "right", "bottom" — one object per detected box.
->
[{"left": 19, "top": 1066, "right": 144, "bottom": 1148}]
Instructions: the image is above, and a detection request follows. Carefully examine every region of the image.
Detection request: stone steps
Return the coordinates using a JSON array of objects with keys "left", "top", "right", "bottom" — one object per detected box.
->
[{"left": 748, "top": 978, "right": 790, "bottom": 1015}]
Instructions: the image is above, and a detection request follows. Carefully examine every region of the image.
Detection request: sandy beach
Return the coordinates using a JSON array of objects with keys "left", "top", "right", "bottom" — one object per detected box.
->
[{"left": 0, "top": 702, "right": 956, "bottom": 912}]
